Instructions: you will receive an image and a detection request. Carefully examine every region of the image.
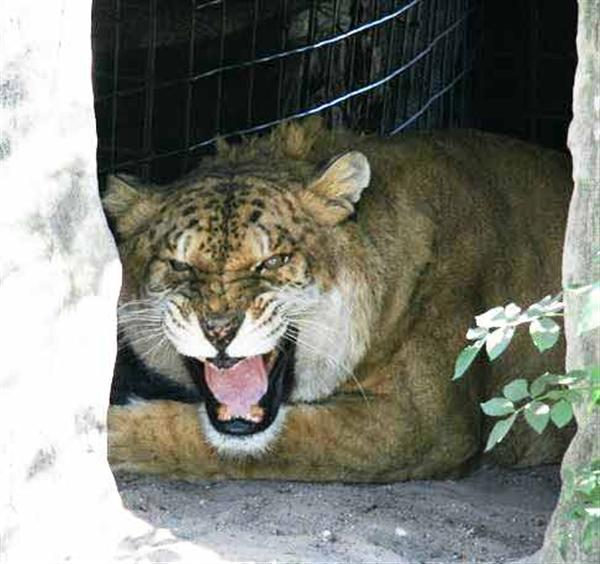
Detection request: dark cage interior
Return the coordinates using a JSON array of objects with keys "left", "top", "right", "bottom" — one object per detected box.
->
[
  {"left": 474, "top": 0, "right": 576, "bottom": 150},
  {"left": 92, "top": 0, "right": 576, "bottom": 184}
]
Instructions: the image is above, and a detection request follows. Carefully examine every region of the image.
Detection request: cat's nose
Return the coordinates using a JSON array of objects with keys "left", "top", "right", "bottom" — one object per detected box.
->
[{"left": 201, "top": 312, "right": 244, "bottom": 352}]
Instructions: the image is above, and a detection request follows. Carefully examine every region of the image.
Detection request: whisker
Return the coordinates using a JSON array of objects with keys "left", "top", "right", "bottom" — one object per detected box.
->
[
  {"left": 118, "top": 328, "right": 165, "bottom": 340},
  {"left": 276, "top": 336, "right": 336, "bottom": 398},
  {"left": 118, "top": 314, "right": 163, "bottom": 321},
  {"left": 117, "top": 318, "right": 164, "bottom": 327},
  {"left": 121, "top": 333, "right": 165, "bottom": 350},
  {"left": 281, "top": 331, "right": 371, "bottom": 410},
  {"left": 118, "top": 303, "right": 160, "bottom": 312},
  {"left": 118, "top": 319, "right": 164, "bottom": 327},
  {"left": 118, "top": 315, "right": 163, "bottom": 323},
  {"left": 118, "top": 323, "right": 163, "bottom": 333},
  {"left": 282, "top": 316, "right": 338, "bottom": 336},
  {"left": 144, "top": 337, "right": 169, "bottom": 363},
  {"left": 281, "top": 319, "right": 341, "bottom": 345}
]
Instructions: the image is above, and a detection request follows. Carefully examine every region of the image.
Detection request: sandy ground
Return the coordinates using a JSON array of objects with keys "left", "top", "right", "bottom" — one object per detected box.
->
[{"left": 116, "top": 464, "right": 559, "bottom": 564}]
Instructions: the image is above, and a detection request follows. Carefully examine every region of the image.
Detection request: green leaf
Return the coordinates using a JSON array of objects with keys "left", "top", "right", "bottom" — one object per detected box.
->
[
  {"left": 524, "top": 401, "right": 550, "bottom": 434},
  {"left": 526, "top": 304, "right": 544, "bottom": 318},
  {"left": 550, "top": 400, "right": 574, "bottom": 428},
  {"left": 564, "top": 389, "right": 585, "bottom": 405},
  {"left": 503, "top": 379, "right": 530, "bottom": 402},
  {"left": 481, "top": 397, "right": 515, "bottom": 416},
  {"left": 586, "top": 365, "right": 600, "bottom": 386},
  {"left": 530, "top": 372, "right": 559, "bottom": 397},
  {"left": 466, "top": 326, "right": 488, "bottom": 340},
  {"left": 486, "top": 326, "right": 516, "bottom": 360},
  {"left": 452, "top": 339, "right": 485, "bottom": 380},
  {"left": 529, "top": 379, "right": 547, "bottom": 398},
  {"left": 582, "top": 518, "right": 600, "bottom": 554},
  {"left": 578, "top": 283, "right": 600, "bottom": 334},
  {"left": 527, "top": 294, "right": 563, "bottom": 317},
  {"left": 475, "top": 306, "right": 506, "bottom": 329},
  {"left": 504, "top": 302, "right": 522, "bottom": 321},
  {"left": 564, "top": 389, "right": 583, "bottom": 405},
  {"left": 541, "top": 293, "right": 564, "bottom": 312},
  {"left": 546, "top": 389, "right": 570, "bottom": 401},
  {"left": 484, "top": 413, "right": 517, "bottom": 452},
  {"left": 567, "top": 283, "right": 593, "bottom": 294},
  {"left": 528, "top": 295, "right": 551, "bottom": 310},
  {"left": 529, "top": 317, "right": 561, "bottom": 352},
  {"left": 556, "top": 372, "right": 583, "bottom": 386}
]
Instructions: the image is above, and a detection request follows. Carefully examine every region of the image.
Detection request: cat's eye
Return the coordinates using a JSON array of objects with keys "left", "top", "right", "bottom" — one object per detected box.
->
[
  {"left": 169, "top": 259, "right": 191, "bottom": 272},
  {"left": 258, "top": 253, "right": 291, "bottom": 272}
]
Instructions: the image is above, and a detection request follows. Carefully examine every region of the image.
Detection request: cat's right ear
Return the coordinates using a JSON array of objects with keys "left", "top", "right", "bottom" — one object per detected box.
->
[{"left": 103, "top": 175, "right": 162, "bottom": 238}]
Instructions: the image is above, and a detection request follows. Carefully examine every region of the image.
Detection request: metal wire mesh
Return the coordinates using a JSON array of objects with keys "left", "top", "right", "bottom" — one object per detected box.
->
[{"left": 93, "top": 0, "right": 477, "bottom": 182}]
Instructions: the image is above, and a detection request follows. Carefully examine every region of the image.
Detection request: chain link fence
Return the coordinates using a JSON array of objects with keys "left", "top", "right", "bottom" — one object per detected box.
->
[{"left": 93, "top": 0, "right": 477, "bottom": 181}]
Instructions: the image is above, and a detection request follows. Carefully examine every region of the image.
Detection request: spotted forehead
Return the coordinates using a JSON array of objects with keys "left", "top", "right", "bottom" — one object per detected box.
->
[{"left": 153, "top": 180, "right": 305, "bottom": 269}]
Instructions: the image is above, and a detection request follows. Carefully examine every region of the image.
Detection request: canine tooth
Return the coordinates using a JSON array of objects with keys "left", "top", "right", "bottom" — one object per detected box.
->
[
  {"left": 217, "top": 405, "right": 232, "bottom": 421},
  {"left": 249, "top": 405, "right": 265, "bottom": 422}
]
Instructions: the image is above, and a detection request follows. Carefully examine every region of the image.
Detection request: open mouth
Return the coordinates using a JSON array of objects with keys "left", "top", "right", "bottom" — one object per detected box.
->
[{"left": 186, "top": 340, "right": 295, "bottom": 436}]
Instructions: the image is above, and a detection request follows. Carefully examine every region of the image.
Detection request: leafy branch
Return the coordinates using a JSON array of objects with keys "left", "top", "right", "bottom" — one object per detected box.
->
[
  {"left": 453, "top": 293, "right": 564, "bottom": 382},
  {"left": 480, "top": 369, "right": 598, "bottom": 452},
  {"left": 452, "top": 284, "right": 600, "bottom": 554}
]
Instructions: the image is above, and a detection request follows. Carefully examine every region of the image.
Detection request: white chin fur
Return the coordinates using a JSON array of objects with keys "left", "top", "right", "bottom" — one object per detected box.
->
[{"left": 197, "top": 404, "right": 288, "bottom": 457}]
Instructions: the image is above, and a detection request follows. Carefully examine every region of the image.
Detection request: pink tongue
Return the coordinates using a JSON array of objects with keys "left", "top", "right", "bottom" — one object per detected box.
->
[{"left": 204, "top": 356, "right": 268, "bottom": 419}]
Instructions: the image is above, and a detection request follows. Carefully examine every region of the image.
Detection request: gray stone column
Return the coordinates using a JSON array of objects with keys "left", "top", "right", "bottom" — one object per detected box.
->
[
  {"left": 0, "top": 1, "right": 128, "bottom": 561},
  {"left": 0, "top": 2, "right": 221, "bottom": 562},
  {"left": 540, "top": 0, "right": 600, "bottom": 562}
]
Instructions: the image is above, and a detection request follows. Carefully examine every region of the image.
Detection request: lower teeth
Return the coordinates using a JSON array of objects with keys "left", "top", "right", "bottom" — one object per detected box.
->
[
  {"left": 217, "top": 405, "right": 231, "bottom": 421},
  {"left": 249, "top": 405, "right": 265, "bottom": 422},
  {"left": 216, "top": 404, "right": 264, "bottom": 423}
]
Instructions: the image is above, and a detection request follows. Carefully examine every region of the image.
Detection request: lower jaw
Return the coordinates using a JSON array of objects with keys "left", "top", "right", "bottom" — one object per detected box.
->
[
  {"left": 197, "top": 404, "right": 289, "bottom": 456},
  {"left": 205, "top": 400, "right": 280, "bottom": 436}
]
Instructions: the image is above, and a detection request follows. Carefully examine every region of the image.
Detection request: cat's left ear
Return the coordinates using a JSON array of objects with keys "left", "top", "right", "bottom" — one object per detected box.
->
[{"left": 300, "top": 151, "right": 371, "bottom": 225}]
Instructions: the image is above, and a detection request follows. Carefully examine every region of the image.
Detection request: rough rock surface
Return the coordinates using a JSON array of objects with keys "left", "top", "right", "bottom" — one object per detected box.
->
[
  {"left": 0, "top": 2, "right": 219, "bottom": 562},
  {"left": 539, "top": 1, "right": 600, "bottom": 562}
]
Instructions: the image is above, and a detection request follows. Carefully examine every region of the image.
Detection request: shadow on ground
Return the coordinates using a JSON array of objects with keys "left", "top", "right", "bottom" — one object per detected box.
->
[{"left": 116, "top": 465, "right": 559, "bottom": 563}]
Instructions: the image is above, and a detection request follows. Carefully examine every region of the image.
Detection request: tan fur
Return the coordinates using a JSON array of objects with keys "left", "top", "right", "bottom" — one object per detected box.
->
[{"left": 105, "top": 120, "right": 572, "bottom": 482}]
